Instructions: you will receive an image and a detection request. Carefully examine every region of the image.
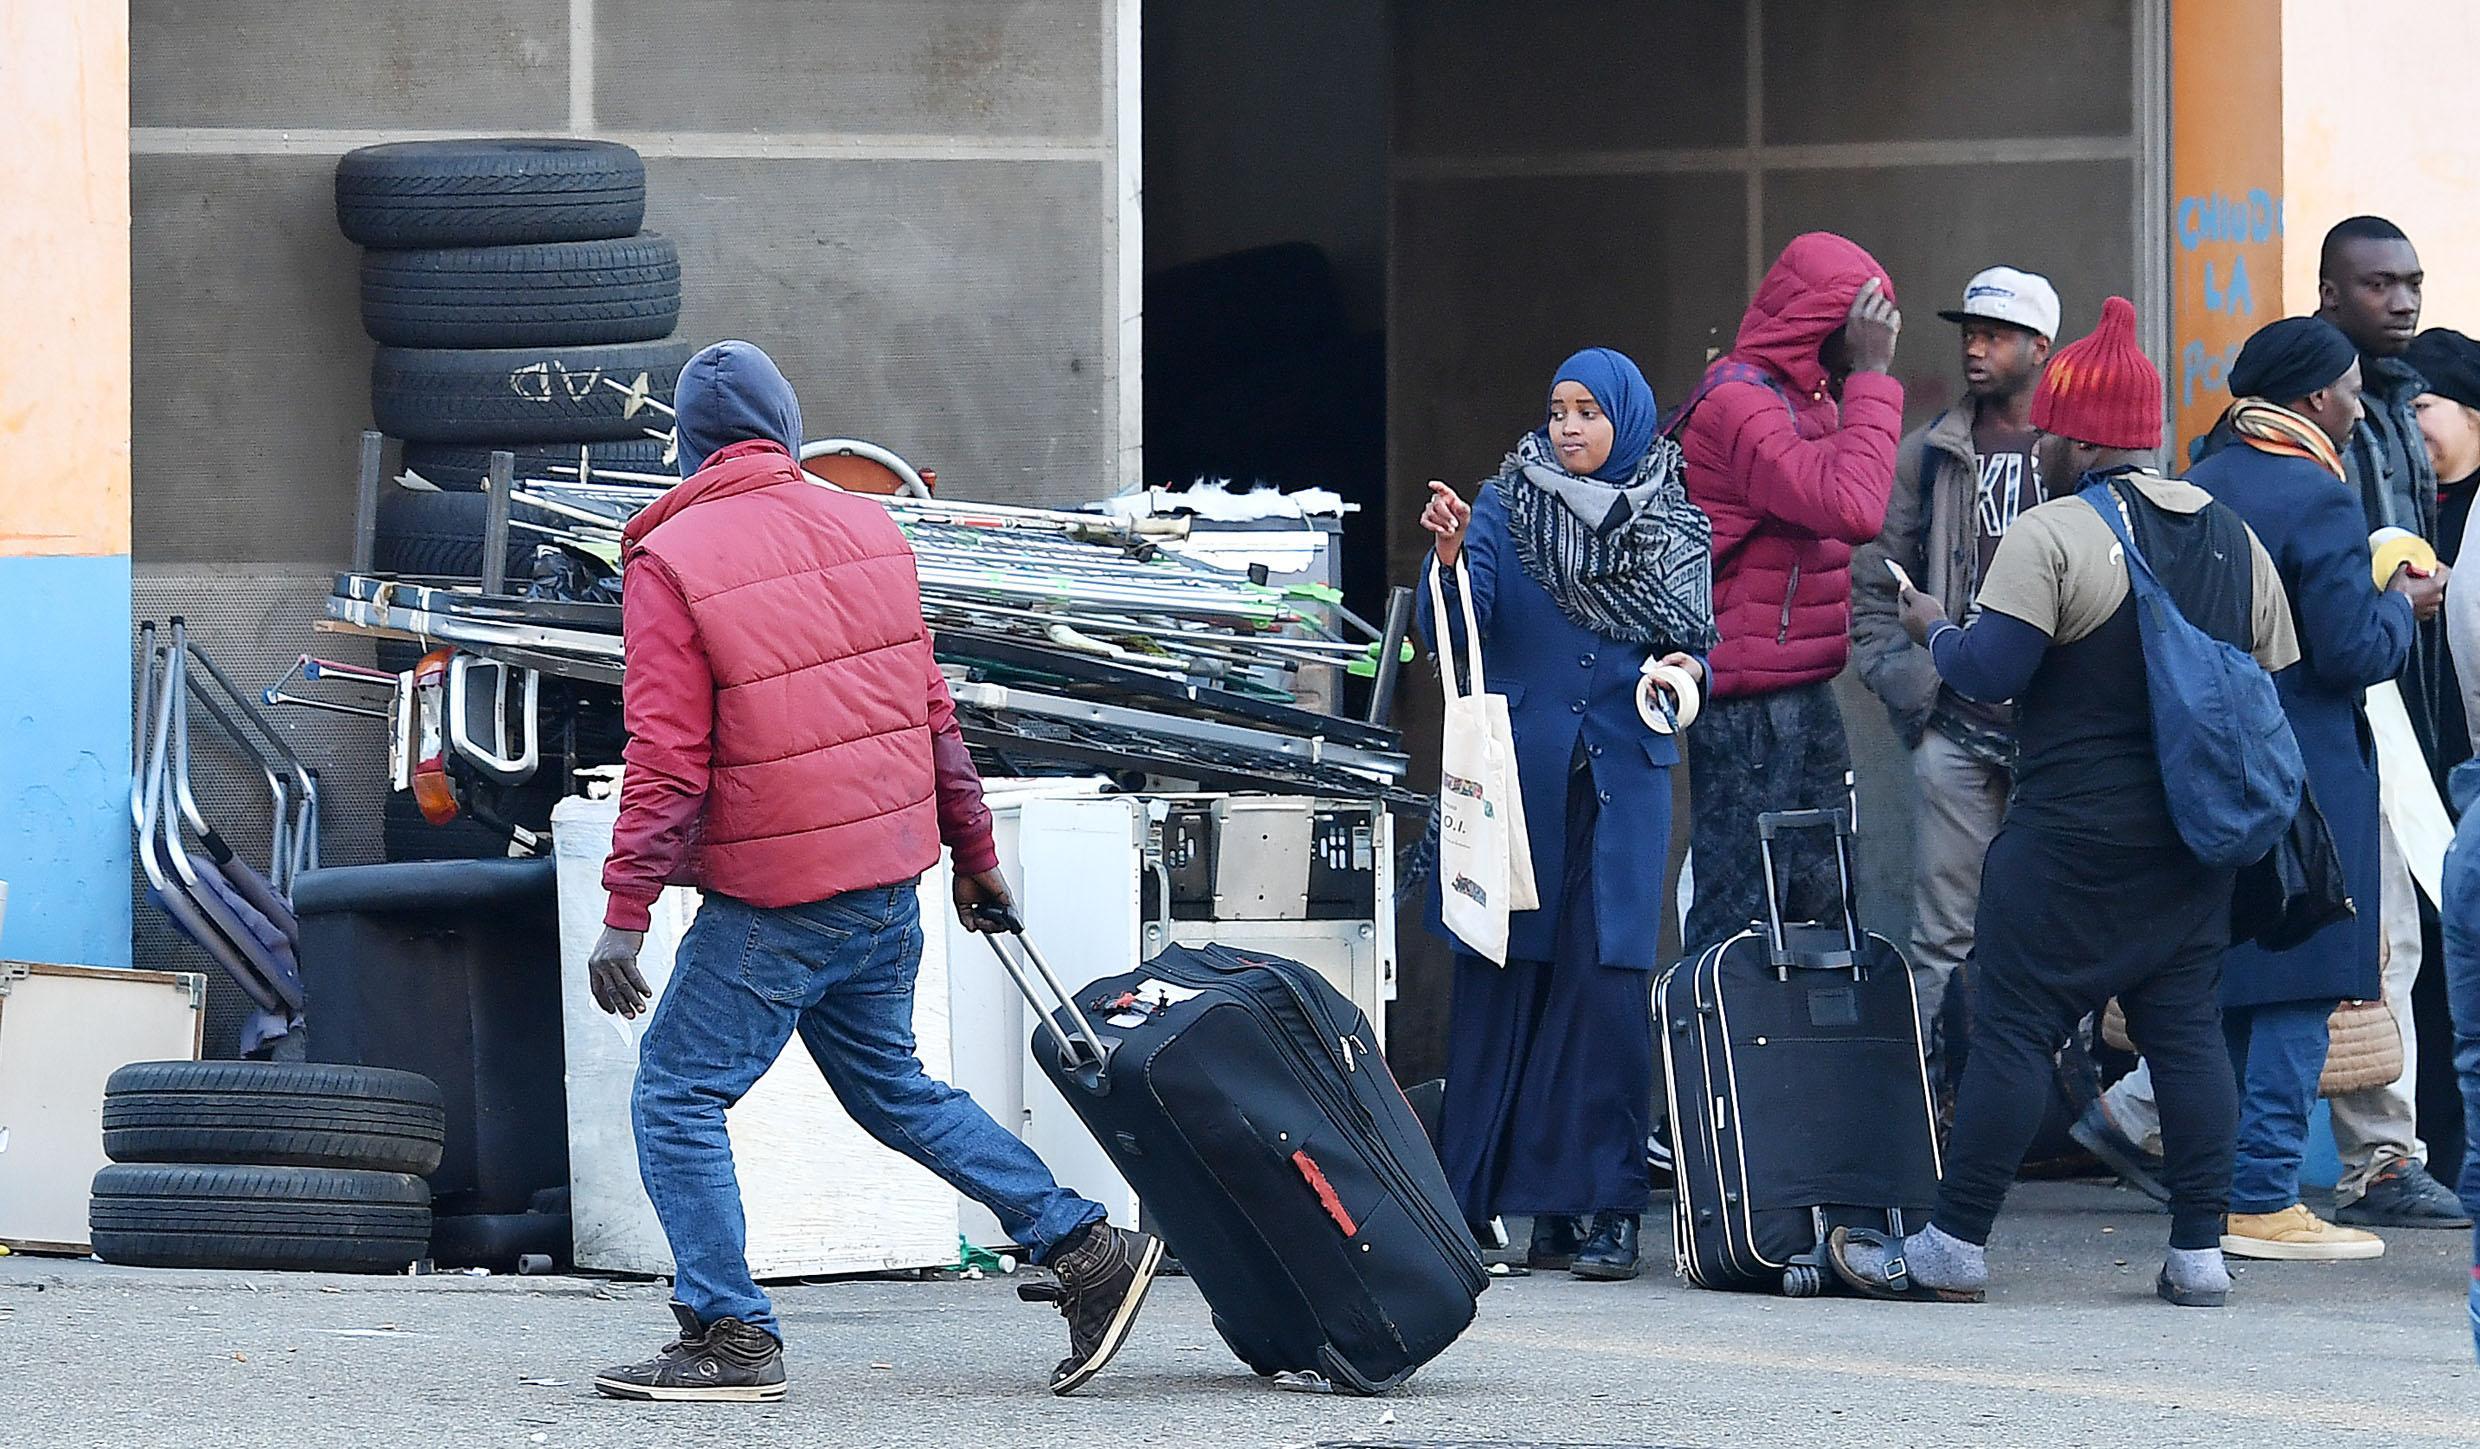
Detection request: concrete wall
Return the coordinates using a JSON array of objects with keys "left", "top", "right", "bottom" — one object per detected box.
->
[
  {"left": 1384, "top": 1, "right": 2160, "bottom": 1070},
  {"left": 1, "top": 3, "right": 134, "bottom": 968},
  {"left": 132, "top": 0, "right": 1138, "bottom": 568},
  {"left": 126, "top": 1, "right": 1136, "bottom": 1002}
]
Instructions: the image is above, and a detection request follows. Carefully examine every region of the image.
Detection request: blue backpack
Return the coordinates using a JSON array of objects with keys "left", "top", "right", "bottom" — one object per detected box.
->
[{"left": 2079, "top": 480, "right": 2302, "bottom": 868}]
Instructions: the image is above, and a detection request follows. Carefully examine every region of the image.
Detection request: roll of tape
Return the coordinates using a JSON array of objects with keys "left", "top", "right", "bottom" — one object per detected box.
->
[
  {"left": 2371, "top": 527, "right": 2438, "bottom": 591},
  {"left": 1636, "top": 660, "right": 1701, "bottom": 734}
]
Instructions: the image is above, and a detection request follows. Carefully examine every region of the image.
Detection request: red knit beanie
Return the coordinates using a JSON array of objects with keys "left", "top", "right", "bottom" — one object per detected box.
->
[{"left": 2029, "top": 296, "right": 2162, "bottom": 450}]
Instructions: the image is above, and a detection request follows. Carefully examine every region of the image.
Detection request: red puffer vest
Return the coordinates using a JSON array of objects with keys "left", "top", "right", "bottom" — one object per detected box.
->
[
  {"left": 621, "top": 440, "right": 943, "bottom": 906},
  {"left": 1677, "top": 233, "right": 1905, "bottom": 698}
]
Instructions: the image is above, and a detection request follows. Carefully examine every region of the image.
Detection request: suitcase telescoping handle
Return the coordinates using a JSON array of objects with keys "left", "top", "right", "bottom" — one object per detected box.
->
[
  {"left": 1754, "top": 805, "right": 1863, "bottom": 974},
  {"left": 968, "top": 903, "right": 1115, "bottom": 1086}
]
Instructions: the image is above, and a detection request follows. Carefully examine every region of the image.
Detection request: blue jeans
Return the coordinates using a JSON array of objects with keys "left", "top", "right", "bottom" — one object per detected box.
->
[
  {"left": 631, "top": 884, "right": 1105, "bottom": 1338},
  {"left": 2439, "top": 765, "right": 2480, "bottom": 1360},
  {"left": 2222, "top": 998, "right": 2336, "bottom": 1216}
]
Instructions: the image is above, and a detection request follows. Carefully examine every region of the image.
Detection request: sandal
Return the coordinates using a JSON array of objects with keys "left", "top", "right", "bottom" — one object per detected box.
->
[{"left": 1823, "top": 1226, "right": 1986, "bottom": 1303}]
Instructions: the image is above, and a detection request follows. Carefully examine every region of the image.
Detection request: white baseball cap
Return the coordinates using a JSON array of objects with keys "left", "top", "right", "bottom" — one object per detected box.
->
[{"left": 1938, "top": 266, "right": 2061, "bottom": 341}]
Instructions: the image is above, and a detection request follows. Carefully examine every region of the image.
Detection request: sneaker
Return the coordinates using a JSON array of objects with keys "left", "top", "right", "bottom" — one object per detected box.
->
[
  {"left": 1021, "top": 1222, "right": 1164, "bottom": 1396},
  {"left": 2068, "top": 1100, "right": 2172, "bottom": 1205},
  {"left": 595, "top": 1303, "right": 787, "bottom": 1402},
  {"left": 2334, "top": 1161, "right": 2474, "bottom": 1229},
  {"left": 2221, "top": 1204, "right": 2386, "bottom": 1261}
]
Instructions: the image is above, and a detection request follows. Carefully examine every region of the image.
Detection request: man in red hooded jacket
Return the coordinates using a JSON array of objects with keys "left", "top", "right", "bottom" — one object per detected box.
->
[
  {"left": 583, "top": 341, "right": 1161, "bottom": 1402},
  {"left": 1674, "top": 233, "right": 1904, "bottom": 947}
]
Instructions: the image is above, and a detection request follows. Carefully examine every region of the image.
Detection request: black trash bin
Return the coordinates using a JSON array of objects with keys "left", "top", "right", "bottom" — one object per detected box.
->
[{"left": 293, "top": 856, "right": 570, "bottom": 1262}]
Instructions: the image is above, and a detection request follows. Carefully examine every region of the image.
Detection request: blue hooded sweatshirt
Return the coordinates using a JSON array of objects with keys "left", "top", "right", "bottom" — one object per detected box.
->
[{"left": 673, "top": 340, "right": 804, "bottom": 477}]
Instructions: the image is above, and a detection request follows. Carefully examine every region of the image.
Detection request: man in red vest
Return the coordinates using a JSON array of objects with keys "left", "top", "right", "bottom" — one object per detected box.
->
[{"left": 584, "top": 341, "right": 1161, "bottom": 1402}]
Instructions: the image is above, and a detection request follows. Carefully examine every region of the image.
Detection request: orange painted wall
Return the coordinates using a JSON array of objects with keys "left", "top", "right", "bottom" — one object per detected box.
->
[
  {"left": 2168, "top": 0, "right": 2284, "bottom": 462},
  {"left": 0, "top": 3, "right": 132, "bottom": 558}
]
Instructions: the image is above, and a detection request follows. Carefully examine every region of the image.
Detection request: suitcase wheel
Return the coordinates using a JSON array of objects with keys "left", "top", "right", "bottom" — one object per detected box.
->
[{"left": 1782, "top": 1264, "right": 1825, "bottom": 1298}]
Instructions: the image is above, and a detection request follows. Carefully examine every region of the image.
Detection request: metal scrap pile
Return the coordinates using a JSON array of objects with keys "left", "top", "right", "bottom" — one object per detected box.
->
[{"left": 327, "top": 465, "right": 1413, "bottom": 803}]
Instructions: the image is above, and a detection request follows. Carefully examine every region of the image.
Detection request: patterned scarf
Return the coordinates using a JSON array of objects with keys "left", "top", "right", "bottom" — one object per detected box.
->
[
  {"left": 2228, "top": 397, "right": 2346, "bottom": 479},
  {"left": 1498, "top": 431, "right": 1719, "bottom": 652}
]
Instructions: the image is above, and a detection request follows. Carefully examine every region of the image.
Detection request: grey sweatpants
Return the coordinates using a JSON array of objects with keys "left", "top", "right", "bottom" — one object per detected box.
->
[{"left": 1911, "top": 729, "right": 2011, "bottom": 1037}]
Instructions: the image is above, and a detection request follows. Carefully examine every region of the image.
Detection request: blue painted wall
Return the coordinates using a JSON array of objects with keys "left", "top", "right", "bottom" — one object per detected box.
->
[{"left": 0, "top": 554, "right": 133, "bottom": 966}]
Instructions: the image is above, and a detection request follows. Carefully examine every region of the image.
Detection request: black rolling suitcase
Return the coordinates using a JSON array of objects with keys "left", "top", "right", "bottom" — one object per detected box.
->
[
  {"left": 1656, "top": 806, "right": 1942, "bottom": 1295},
  {"left": 975, "top": 912, "right": 1486, "bottom": 1394}
]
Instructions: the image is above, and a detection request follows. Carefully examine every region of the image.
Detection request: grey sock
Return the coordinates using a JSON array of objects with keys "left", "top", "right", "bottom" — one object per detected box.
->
[
  {"left": 2162, "top": 1246, "right": 2230, "bottom": 1298},
  {"left": 1898, "top": 1225, "right": 1988, "bottom": 1291}
]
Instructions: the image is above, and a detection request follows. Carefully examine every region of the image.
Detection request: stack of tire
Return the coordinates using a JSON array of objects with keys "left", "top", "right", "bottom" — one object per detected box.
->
[
  {"left": 336, "top": 138, "right": 692, "bottom": 580},
  {"left": 89, "top": 1062, "right": 447, "bottom": 1274}
]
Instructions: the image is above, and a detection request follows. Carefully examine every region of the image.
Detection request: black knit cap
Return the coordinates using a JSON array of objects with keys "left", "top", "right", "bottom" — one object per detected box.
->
[{"left": 2407, "top": 328, "right": 2480, "bottom": 412}]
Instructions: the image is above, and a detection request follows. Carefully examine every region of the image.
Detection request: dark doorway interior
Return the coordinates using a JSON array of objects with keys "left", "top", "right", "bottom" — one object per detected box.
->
[{"left": 1140, "top": 0, "right": 1389, "bottom": 626}]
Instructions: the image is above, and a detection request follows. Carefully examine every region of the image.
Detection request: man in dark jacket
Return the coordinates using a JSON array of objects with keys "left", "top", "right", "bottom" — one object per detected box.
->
[
  {"left": 1677, "top": 233, "right": 1903, "bottom": 948},
  {"left": 584, "top": 342, "right": 1162, "bottom": 1401},
  {"left": 2317, "top": 216, "right": 2471, "bottom": 1231},
  {"left": 2188, "top": 317, "right": 2423, "bottom": 1260},
  {"left": 1852, "top": 266, "right": 2058, "bottom": 1030}
]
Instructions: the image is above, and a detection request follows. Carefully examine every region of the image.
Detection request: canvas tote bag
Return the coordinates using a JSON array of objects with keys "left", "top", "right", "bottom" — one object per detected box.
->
[{"left": 1429, "top": 555, "right": 1537, "bottom": 964}]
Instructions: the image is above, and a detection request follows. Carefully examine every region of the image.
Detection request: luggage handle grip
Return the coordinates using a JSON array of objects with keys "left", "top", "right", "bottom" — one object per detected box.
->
[
  {"left": 1755, "top": 808, "right": 1863, "bottom": 970},
  {"left": 1754, "top": 807, "right": 1847, "bottom": 842},
  {"left": 970, "top": 903, "right": 1115, "bottom": 1085}
]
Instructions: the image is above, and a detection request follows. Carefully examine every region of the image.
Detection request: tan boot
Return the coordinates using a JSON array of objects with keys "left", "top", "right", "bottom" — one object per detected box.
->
[{"left": 2220, "top": 1204, "right": 2386, "bottom": 1261}]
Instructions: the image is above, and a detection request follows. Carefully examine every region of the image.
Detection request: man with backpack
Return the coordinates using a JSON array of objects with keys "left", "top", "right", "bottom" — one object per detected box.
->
[{"left": 1826, "top": 298, "right": 2299, "bottom": 1309}]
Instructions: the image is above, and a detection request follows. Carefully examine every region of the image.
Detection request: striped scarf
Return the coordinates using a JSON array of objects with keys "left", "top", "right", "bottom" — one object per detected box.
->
[
  {"left": 1498, "top": 431, "right": 1719, "bottom": 652},
  {"left": 2228, "top": 397, "right": 2346, "bottom": 479}
]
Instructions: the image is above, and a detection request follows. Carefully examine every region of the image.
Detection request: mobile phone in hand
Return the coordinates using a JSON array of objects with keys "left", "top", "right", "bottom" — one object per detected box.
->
[{"left": 1885, "top": 559, "right": 1917, "bottom": 593}]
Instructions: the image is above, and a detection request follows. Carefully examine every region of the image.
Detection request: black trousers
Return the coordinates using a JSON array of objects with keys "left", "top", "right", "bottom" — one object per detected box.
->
[{"left": 1935, "top": 824, "right": 2237, "bottom": 1252}]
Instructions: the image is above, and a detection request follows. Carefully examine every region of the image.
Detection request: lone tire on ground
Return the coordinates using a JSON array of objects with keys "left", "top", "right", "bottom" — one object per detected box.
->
[
  {"left": 89, "top": 1164, "right": 433, "bottom": 1273},
  {"left": 372, "top": 339, "right": 691, "bottom": 445},
  {"left": 103, "top": 1060, "right": 447, "bottom": 1176},
  {"left": 360, "top": 235, "right": 683, "bottom": 348},
  {"left": 336, "top": 139, "right": 645, "bottom": 249}
]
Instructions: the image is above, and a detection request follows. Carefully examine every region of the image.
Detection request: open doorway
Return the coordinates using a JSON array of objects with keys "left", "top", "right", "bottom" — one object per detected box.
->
[{"left": 1140, "top": 0, "right": 1390, "bottom": 625}]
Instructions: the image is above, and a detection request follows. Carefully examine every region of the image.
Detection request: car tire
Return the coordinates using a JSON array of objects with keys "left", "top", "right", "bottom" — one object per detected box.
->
[
  {"left": 399, "top": 438, "right": 675, "bottom": 491},
  {"left": 102, "top": 1060, "right": 447, "bottom": 1177},
  {"left": 360, "top": 235, "right": 682, "bottom": 349},
  {"left": 335, "top": 139, "right": 645, "bottom": 249},
  {"left": 89, "top": 1164, "right": 432, "bottom": 1273},
  {"left": 371, "top": 339, "right": 691, "bottom": 445}
]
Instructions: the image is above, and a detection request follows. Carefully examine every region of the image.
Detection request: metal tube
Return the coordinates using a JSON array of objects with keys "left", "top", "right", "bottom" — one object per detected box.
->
[
  {"left": 135, "top": 644, "right": 279, "bottom": 1008},
  {"left": 482, "top": 450, "right": 516, "bottom": 595},
  {"left": 1366, "top": 585, "right": 1413, "bottom": 726},
  {"left": 352, "top": 431, "right": 383, "bottom": 575}
]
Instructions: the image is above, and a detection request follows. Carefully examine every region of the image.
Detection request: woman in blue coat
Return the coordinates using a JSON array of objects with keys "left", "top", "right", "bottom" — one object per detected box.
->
[
  {"left": 2189, "top": 318, "right": 2425, "bottom": 1259},
  {"left": 1418, "top": 347, "right": 1716, "bottom": 1280}
]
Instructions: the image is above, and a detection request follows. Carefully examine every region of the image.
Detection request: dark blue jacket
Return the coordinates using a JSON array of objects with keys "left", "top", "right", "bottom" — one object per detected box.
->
[
  {"left": 1418, "top": 483, "right": 1686, "bottom": 970},
  {"left": 2191, "top": 441, "right": 2414, "bottom": 1007}
]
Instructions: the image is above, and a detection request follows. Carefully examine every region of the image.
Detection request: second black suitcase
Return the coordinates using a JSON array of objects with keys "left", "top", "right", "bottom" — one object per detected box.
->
[
  {"left": 980, "top": 919, "right": 1486, "bottom": 1394},
  {"left": 1657, "top": 807, "right": 1942, "bottom": 1295}
]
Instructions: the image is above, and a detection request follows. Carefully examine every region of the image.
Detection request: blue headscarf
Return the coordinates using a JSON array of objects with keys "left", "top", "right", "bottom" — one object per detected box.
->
[{"left": 1539, "top": 346, "right": 1659, "bottom": 483}]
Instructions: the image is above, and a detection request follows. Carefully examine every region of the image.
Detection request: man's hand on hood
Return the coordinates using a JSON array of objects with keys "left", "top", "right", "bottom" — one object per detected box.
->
[{"left": 1846, "top": 278, "right": 1901, "bottom": 375}]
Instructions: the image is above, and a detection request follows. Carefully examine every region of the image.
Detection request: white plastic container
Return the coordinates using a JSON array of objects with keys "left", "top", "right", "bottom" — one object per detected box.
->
[{"left": 551, "top": 793, "right": 960, "bottom": 1280}]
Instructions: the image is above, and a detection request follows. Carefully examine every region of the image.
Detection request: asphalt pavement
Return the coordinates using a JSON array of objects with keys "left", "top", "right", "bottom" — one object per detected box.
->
[{"left": 3, "top": 1182, "right": 2474, "bottom": 1449}]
